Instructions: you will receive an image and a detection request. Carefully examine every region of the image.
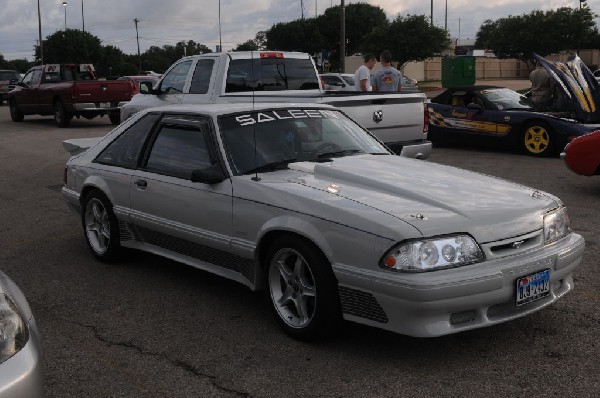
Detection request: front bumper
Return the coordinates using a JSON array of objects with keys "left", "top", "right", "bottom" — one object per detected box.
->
[
  {"left": 334, "top": 232, "right": 585, "bottom": 337},
  {"left": 0, "top": 318, "right": 44, "bottom": 398}
]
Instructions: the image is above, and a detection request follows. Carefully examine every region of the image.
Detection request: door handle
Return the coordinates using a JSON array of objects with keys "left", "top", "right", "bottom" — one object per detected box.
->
[{"left": 135, "top": 179, "right": 147, "bottom": 188}]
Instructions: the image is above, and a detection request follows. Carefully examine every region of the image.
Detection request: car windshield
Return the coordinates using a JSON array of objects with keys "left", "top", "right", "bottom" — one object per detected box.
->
[
  {"left": 219, "top": 109, "right": 389, "bottom": 175},
  {"left": 479, "top": 88, "right": 532, "bottom": 110},
  {"left": 0, "top": 71, "right": 20, "bottom": 81},
  {"left": 341, "top": 75, "right": 354, "bottom": 86}
]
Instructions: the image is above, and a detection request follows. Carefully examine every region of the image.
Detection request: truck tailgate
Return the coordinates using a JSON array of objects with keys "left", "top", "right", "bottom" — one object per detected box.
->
[
  {"left": 321, "top": 92, "right": 427, "bottom": 144},
  {"left": 72, "top": 81, "right": 131, "bottom": 103}
]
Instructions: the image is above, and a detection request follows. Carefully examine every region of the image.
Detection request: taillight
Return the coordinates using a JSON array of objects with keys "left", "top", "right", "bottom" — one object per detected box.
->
[
  {"left": 260, "top": 52, "right": 284, "bottom": 59},
  {"left": 130, "top": 80, "right": 136, "bottom": 96},
  {"left": 423, "top": 103, "right": 429, "bottom": 134}
]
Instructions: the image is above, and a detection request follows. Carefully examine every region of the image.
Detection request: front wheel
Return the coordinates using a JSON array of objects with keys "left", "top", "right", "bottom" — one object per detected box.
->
[
  {"left": 9, "top": 100, "right": 24, "bottom": 122},
  {"left": 54, "top": 101, "right": 72, "bottom": 127},
  {"left": 82, "top": 191, "right": 121, "bottom": 262},
  {"left": 266, "top": 235, "right": 342, "bottom": 341},
  {"left": 521, "top": 122, "right": 555, "bottom": 156}
]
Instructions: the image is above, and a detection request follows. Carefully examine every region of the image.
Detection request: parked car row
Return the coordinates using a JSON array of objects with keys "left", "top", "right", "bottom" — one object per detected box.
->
[{"left": 319, "top": 72, "right": 418, "bottom": 92}]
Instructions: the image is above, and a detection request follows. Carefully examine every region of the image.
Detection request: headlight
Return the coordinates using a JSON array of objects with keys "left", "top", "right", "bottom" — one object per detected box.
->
[
  {"left": 544, "top": 207, "right": 571, "bottom": 244},
  {"left": 381, "top": 234, "right": 484, "bottom": 272},
  {"left": 0, "top": 293, "right": 28, "bottom": 364}
]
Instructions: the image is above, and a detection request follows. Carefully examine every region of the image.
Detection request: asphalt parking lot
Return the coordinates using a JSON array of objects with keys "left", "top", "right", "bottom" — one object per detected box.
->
[{"left": 0, "top": 104, "right": 598, "bottom": 397}]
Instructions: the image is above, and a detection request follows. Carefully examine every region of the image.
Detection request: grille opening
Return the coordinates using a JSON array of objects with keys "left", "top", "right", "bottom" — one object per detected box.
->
[
  {"left": 489, "top": 234, "right": 540, "bottom": 255},
  {"left": 450, "top": 310, "right": 476, "bottom": 326}
]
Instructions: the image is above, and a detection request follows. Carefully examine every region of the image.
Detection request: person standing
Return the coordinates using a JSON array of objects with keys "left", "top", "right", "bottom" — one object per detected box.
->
[
  {"left": 354, "top": 53, "right": 376, "bottom": 92},
  {"left": 529, "top": 60, "right": 555, "bottom": 110},
  {"left": 371, "top": 50, "right": 403, "bottom": 92}
]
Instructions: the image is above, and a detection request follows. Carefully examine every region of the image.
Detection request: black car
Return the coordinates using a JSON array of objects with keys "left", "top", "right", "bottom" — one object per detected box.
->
[{"left": 428, "top": 85, "right": 600, "bottom": 156}]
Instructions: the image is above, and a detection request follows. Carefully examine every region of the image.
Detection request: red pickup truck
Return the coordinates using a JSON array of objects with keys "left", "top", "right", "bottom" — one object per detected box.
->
[{"left": 8, "top": 64, "right": 132, "bottom": 127}]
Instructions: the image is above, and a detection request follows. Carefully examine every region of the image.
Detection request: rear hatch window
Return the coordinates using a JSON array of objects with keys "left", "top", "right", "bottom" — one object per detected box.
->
[{"left": 226, "top": 58, "right": 319, "bottom": 92}]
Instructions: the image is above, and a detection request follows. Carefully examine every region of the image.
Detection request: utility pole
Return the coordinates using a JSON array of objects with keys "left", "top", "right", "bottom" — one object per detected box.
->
[
  {"left": 134, "top": 18, "right": 141, "bottom": 71},
  {"left": 445, "top": 0, "right": 447, "bottom": 31},
  {"left": 431, "top": 0, "right": 433, "bottom": 26},
  {"left": 37, "top": 0, "right": 43, "bottom": 65},
  {"left": 301, "top": 0, "right": 304, "bottom": 19},
  {"left": 218, "top": 0, "right": 222, "bottom": 52},
  {"left": 340, "top": 0, "right": 345, "bottom": 72},
  {"left": 81, "top": 0, "right": 85, "bottom": 32}
]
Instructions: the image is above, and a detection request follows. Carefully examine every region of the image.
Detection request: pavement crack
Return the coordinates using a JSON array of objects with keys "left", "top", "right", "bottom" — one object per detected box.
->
[{"left": 30, "top": 302, "right": 254, "bottom": 397}]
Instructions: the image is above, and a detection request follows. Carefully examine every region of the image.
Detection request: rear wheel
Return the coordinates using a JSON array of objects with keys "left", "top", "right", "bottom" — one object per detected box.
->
[
  {"left": 266, "top": 235, "right": 342, "bottom": 341},
  {"left": 9, "top": 100, "right": 24, "bottom": 122},
  {"left": 54, "top": 100, "right": 72, "bottom": 127},
  {"left": 109, "top": 111, "right": 120, "bottom": 125},
  {"left": 82, "top": 191, "right": 121, "bottom": 262},
  {"left": 521, "top": 122, "right": 555, "bottom": 156}
]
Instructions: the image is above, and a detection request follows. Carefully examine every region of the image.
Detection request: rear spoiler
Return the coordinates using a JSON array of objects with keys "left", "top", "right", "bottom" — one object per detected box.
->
[{"left": 62, "top": 137, "right": 103, "bottom": 156}]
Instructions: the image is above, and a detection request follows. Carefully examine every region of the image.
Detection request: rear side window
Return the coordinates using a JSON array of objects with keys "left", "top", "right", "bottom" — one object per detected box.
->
[
  {"left": 144, "top": 124, "right": 213, "bottom": 180},
  {"left": 189, "top": 59, "right": 215, "bottom": 94},
  {"left": 225, "top": 58, "right": 319, "bottom": 93},
  {"left": 95, "top": 114, "right": 159, "bottom": 169}
]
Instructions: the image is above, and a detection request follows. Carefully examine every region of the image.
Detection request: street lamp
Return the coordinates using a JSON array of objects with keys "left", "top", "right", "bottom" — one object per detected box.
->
[{"left": 62, "top": 2, "right": 67, "bottom": 31}]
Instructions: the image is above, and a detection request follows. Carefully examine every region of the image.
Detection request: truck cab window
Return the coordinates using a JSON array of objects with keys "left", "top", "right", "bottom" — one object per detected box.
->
[
  {"left": 159, "top": 60, "right": 193, "bottom": 95},
  {"left": 189, "top": 59, "right": 215, "bottom": 94}
]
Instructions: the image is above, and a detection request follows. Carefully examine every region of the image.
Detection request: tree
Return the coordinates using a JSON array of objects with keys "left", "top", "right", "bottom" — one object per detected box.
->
[
  {"left": 139, "top": 41, "right": 211, "bottom": 73},
  {"left": 317, "top": 3, "right": 388, "bottom": 58},
  {"left": 361, "top": 15, "right": 450, "bottom": 66},
  {"left": 266, "top": 18, "right": 324, "bottom": 55},
  {"left": 36, "top": 29, "right": 103, "bottom": 64},
  {"left": 475, "top": 7, "right": 597, "bottom": 64},
  {"left": 234, "top": 40, "right": 259, "bottom": 51}
]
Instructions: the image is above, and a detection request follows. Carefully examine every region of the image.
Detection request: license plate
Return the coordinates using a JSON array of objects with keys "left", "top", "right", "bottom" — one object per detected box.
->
[
  {"left": 516, "top": 269, "right": 550, "bottom": 306},
  {"left": 100, "top": 102, "right": 110, "bottom": 108}
]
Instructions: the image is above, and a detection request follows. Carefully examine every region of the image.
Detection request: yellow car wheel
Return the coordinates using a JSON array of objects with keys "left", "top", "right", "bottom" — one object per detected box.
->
[{"left": 522, "top": 122, "right": 554, "bottom": 156}]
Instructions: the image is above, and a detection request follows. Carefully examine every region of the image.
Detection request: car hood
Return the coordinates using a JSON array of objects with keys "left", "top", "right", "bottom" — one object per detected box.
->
[
  {"left": 535, "top": 53, "right": 600, "bottom": 123},
  {"left": 282, "top": 155, "right": 559, "bottom": 243}
]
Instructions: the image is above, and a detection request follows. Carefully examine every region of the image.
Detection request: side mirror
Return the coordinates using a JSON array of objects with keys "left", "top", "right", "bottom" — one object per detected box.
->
[
  {"left": 9, "top": 78, "right": 19, "bottom": 85},
  {"left": 139, "top": 81, "right": 155, "bottom": 94},
  {"left": 467, "top": 103, "right": 483, "bottom": 112},
  {"left": 191, "top": 165, "right": 227, "bottom": 184}
]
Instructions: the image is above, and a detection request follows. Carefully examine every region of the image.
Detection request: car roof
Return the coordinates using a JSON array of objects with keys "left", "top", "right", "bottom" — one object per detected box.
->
[
  {"left": 447, "top": 85, "right": 505, "bottom": 91},
  {"left": 142, "top": 102, "right": 338, "bottom": 117}
]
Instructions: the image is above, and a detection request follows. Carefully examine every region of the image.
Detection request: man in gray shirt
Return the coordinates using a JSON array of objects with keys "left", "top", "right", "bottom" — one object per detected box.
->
[{"left": 372, "top": 50, "right": 403, "bottom": 92}]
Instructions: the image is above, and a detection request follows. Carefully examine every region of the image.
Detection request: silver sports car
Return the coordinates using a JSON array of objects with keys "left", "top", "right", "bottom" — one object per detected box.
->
[
  {"left": 62, "top": 103, "right": 584, "bottom": 340},
  {"left": 0, "top": 270, "right": 44, "bottom": 397}
]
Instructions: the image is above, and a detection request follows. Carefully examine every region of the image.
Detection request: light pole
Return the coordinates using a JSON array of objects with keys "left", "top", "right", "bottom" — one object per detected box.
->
[
  {"left": 218, "top": 0, "right": 222, "bottom": 52},
  {"left": 62, "top": 2, "right": 67, "bottom": 31},
  {"left": 81, "top": 0, "right": 85, "bottom": 32},
  {"left": 37, "top": 0, "right": 43, "bottom": 64}
]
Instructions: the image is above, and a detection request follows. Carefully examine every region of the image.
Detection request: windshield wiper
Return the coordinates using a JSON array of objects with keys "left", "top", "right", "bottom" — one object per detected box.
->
[
  {"left": 316, "top": 149, "right": 362, "bottom": 159},
  {"left": 243, "top": 159, "right": 297, "bottom": 175}
]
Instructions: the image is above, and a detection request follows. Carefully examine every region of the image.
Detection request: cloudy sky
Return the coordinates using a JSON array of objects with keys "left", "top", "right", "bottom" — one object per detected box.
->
[{"left": 0, "top": 0, "right": 596, "bottom": 60}]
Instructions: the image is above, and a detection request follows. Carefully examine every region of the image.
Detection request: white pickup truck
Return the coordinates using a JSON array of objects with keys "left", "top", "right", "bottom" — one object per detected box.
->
[{"left": 120, "top": 51, "right": 431, "bottom": 159}]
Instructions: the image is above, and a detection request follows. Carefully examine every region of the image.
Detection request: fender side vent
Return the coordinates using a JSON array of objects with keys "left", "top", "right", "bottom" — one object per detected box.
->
[{"left": 339, "top": 286, "right": 388, "bottom": 323}]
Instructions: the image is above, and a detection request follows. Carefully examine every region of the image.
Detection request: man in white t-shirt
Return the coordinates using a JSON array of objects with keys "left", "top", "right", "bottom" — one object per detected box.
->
[{"left": 354, "top": 53, "right": 376, "bottom": 92}]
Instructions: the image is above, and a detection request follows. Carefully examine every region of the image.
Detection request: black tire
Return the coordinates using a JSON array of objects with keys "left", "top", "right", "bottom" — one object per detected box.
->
[
  {"left": 54, "top": 100, "right": 72, "bottom": 128},
  {"left": 109, "top": 112, "right": 120, "bottom": 125},
  {"left": 265, "top": 235, "right": 342, "bottom": 341},
  {"left": 521, "top": 121, "right": 555, "bottom": 157},
  {"left": 81, "top": 190, "right": 121, "bottom": 262},
  {"left": 9, "top": 100, "right": 24, "bottom": 122}
]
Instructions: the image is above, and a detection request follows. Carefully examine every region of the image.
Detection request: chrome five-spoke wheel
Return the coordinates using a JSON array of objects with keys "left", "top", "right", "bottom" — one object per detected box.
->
[{"left": 82, "top": 191, "right": 121, "bottom": 261}]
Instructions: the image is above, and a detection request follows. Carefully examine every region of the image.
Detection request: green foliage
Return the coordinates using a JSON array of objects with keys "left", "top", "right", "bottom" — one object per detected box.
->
[
  {"left": 234, "top": 40, "right": 259, "bottom": 51},
  {"left": 139, "top": 40, "right": 211, "bottom": 73},
  {"left": 266, "top": 19, "right": 324, "bottom": 54},
  {"left": 0, "top": 55, "right": 35, "bottom": 73},
  {"left": 361, "top": 15, "right": 450, "bottom": 66},
  {"left": 317, "top": 3, "right": 388, "bottom": 57},
  {"left": 37, "top": 29, "right": 104, "bottom": 64},
  {"left": 475, "top": 7, "right": 598, "bottom": 63}
]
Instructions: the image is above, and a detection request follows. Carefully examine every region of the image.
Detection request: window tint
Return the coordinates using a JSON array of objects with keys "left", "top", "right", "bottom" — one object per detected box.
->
[
  {"left": 95, "top": 114, "right": 159, "bottom": 168},
  {"left": 189, "top": 59, "right": 214, "bottom": 94},
  {"left": 159, "top": 60, "right": 192, "bottom": 94},
  {"left": 145, "top": 124, "right": 213, "bottom": 180},
  {"left": 225, "top": 58, "right": 319, "bottom": 92}
]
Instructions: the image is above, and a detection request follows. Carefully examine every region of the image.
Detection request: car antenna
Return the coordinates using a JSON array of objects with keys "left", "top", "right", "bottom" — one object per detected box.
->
[{"left": 250, "top": 50, "right": 261, "bottom": 182}]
